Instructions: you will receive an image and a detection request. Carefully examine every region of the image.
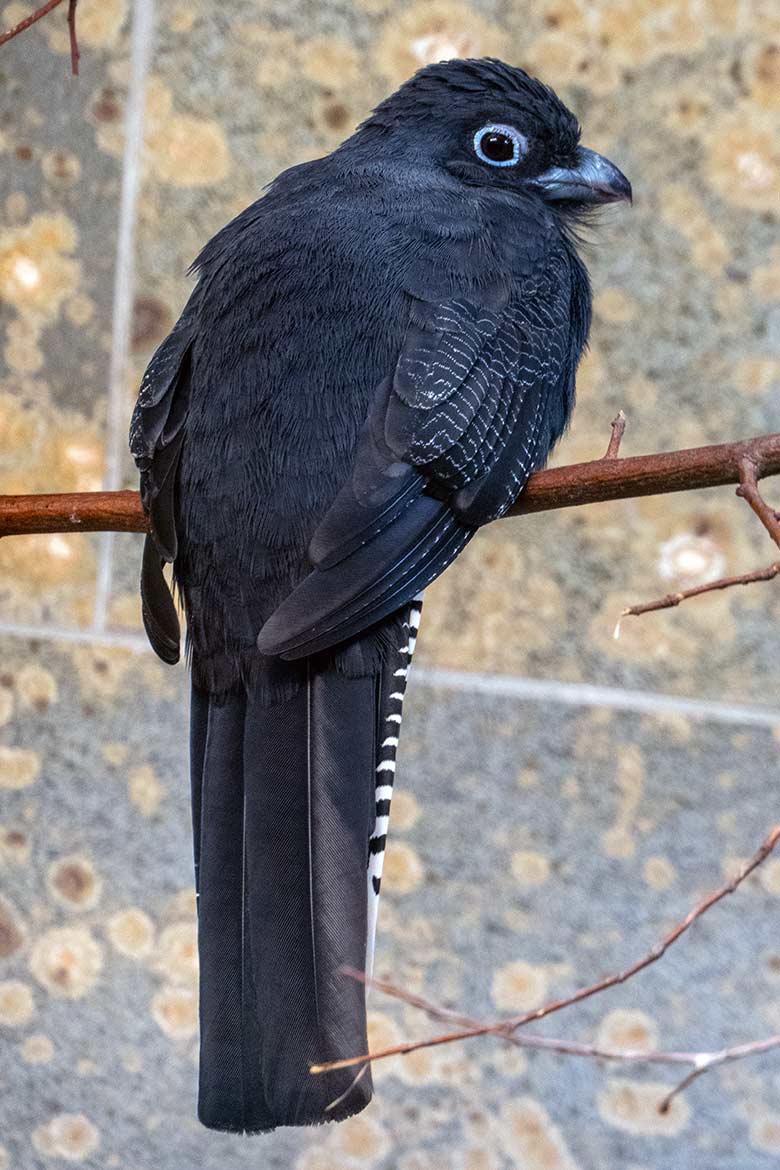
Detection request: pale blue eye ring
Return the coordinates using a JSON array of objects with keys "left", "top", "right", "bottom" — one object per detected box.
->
[{"left": 473, "top": 123, "right": 528, "bottom": 167}]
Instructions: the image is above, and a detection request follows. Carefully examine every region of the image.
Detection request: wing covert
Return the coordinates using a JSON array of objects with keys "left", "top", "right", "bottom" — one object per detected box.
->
[{"left": 258, "top": 265, "right": 576, "bottom": 660}]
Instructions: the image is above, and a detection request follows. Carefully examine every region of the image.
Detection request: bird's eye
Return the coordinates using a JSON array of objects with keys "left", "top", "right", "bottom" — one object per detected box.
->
[{"left": 473, "top": 123, "right": 527, "bottom": 168}]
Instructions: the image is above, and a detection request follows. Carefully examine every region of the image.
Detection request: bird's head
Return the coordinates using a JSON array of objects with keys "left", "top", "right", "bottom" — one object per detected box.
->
[{"left": 355, "top": 57, "right": 631, "bottom": 214}]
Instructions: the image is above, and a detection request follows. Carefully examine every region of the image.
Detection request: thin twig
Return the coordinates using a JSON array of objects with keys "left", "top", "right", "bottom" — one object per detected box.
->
[
  {"left": 604, "top": 410, "right": 627, "bottom": 459},
  {"left": 737, "top": 455, "right": 780, "bottom": 549},
  {"left": 0, "top": 0, "right": 79, "bottom": 75},
  {"left": 658, "top": 1034, "right": 780, "bottom": 1113},
  {"left": 0, "top": 0, "right": 79, "bottom": 74},
  {"left": 331, "top": 969, "right": 780, "bottom": 1113},
  {"left": 310, "top": 826, "right": 780, "bottom": 1074},
  {"left": 67, "top": 0, "right": 78, "bottom": 75},
  {"left": 615, "top": 562, "right": 780, "bottom": 632},
  {"left": 616, "top": 445, "right": 780, "bottom": 628},
  {"left": 0, "top": 0, "right": 65, "bottom": 48}
]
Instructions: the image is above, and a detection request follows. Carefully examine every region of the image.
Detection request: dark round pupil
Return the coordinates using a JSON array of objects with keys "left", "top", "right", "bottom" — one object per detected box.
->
[{"left": 481, "top": 132, "right": 515, "bottom": 162}]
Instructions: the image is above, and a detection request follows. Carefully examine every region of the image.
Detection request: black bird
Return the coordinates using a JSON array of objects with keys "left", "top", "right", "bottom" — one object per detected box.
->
[{"left": 130, "top": 57, "right": 630, "bottom": 1134}]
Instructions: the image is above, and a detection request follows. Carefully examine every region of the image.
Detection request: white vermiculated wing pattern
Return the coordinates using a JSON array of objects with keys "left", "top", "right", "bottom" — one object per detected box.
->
[
  {"left": 365, "top": 596, "right": 423, "bottom": 976},
  {"left": 391, "top": 267, "right": 573, "bottom": 517}
]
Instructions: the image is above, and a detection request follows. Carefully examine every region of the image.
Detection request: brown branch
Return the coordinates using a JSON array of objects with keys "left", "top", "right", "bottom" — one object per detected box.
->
[
  {"left": 1, "top": 433, "right": 778, "bottom": 537},
  {"left": 0, "top": 490, "right": 144, "bottom": 538},
  {"left": 67, "top": 0, "right": 78, "bottom": 75},
  {"left": 737, "top": 454, "right": 780, "bottom": 549},
  {"left": 604, "top": 409, "right": 627, "bottom": 459},
  {"left": 616, "top": 562, "right": 780, "bottom": 629},
  {"left": 616, "top": 444, "right": 780, "bottom": 627},
  {"left": 310, "top": 825, "right": 780, "bottom": 1074},
  {"left": 512, "top": 432, "right": 780, "bottom": 517},
  {"left": 0, "top": 0, "right": 79, "bottom": 74},
  {"left": 0, "top": 0, "right": 64, "bottom": 47},
  {"left": 3, "top": 432, "right": 780, "bottom": 539}
]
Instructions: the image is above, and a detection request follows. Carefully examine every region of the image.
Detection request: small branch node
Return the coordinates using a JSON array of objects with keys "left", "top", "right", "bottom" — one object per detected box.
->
[{"left": 604, "top": 410, "right": 627, "bottom": 459}]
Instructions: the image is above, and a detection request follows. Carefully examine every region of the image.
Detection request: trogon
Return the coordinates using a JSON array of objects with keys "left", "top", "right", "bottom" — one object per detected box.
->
[{"left": 130, "top": 57, "right": 631, "bottom": 1133}]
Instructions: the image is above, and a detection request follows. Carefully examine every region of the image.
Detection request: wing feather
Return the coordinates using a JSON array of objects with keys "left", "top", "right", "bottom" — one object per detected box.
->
[
  {"left": 129, "top": 306, "right": 195, "bottom": 659},
  {"left": 259, "top": 268, "right": 576, "bottom": 660}
]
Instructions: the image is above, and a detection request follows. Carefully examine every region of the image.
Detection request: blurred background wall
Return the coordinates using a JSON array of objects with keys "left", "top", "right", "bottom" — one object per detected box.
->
[{"left": 0, "top": 1, "right": 779, "bottom": 1167}]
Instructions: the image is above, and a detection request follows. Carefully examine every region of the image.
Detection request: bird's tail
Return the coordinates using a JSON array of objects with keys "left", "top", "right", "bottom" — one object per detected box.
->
[
  {"left": 189, "top": 614, "right": 418, "bottom": 1133},
  {"left": 366, "top": 596, "right": 422, "bottom": 975}
]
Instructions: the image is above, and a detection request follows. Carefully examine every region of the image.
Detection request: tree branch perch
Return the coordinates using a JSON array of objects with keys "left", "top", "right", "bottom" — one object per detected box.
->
[{"left": 2, "top": 432, "right": 780, "bottom": 539}]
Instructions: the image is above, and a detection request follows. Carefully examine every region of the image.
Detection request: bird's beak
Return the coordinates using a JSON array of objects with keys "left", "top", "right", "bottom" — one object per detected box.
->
[{"left": 531, "top": 146, "right": 632, "bottom": 205}]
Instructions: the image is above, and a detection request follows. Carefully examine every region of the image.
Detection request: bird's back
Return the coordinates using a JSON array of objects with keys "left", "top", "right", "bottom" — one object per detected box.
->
[
  {"left": 165, "top": 153, "right": 552, "bottom": 695},
  {"left": 173, "top": 161, "right": 414, "bottom": 694}
]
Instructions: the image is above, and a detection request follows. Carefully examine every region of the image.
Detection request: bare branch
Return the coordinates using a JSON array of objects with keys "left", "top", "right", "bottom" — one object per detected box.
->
[
  {"left": 310, "top": 825, "right": 780, "bottom": 1074},
  {"left": 737, "top": 455, "right": 780, "bottom": 549},
  {"left": 615, "top": 442, "right": 780, "bottom": 627},
  {"left": 511, "top": 432, "right": 780, "bottom": 517},
  {"left": 0, "top": 0, "right": 79, "bottom": 75},
  {"left": 616, "top": 562, "right": 780, "bottom": 631},
  {"left": 326, "top": 969, "right": 780, "bottom": 1113},
  {"left": 3, "top": 432, "right": 780, "bottom": 539},
  {"left": 67, "top": 0, "right": 79, "bottom": 75},
  {"left": 0, "top": 490, "right": 144, "bottom": 538},
  {"left": 0, "top": 0, "right": 64, "bottom": 46},
  {"left": 658, "top": 1034, "right": 780, "bottom": 1113}
]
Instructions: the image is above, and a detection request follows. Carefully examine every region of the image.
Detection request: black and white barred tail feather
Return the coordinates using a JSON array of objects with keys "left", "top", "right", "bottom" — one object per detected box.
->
[{"left": 366, "top": 595, "right": 423, "bottom": 976}]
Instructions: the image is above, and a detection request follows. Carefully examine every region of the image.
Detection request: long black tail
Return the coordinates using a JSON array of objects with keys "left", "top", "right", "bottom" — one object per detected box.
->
[{"left": 190, "top": 664, "right": 383, "bottom": 1132}]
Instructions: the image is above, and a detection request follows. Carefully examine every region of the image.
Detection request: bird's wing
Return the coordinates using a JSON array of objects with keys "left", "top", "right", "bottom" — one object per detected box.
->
[
  {"left": 258, "top": 278, "right": 574, "bottom": 660},
  {"left": 129, "top": 308, "right": 195, "bottom": 663}
]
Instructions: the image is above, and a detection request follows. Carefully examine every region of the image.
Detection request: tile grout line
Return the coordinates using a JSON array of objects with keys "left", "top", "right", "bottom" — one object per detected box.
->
[
  {"left": 0, "top": 622, "right": 151, "bottom": 653},
  {"left": 93, "top": 0, "right": 156, "bottom": 633},
  {"left": 414, "top": 666, "right": 780, "bottom": 729},
  {"left": 0, "top": 616, "right": 777, "bottom": 730}
]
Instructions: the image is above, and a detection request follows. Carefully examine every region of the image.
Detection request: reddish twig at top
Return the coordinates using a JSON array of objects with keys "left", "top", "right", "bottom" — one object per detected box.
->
[
  {"left": 310, "top": 825, "right": 780, "bottom": 1074},
  {"left": 0, "top": 0, "right": 79, "bottom": 75}
]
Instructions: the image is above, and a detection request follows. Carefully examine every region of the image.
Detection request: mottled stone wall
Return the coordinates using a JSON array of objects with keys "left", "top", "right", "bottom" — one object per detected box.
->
[{"left": 0, "top": 1, "right": 778, "bottom": 1168}]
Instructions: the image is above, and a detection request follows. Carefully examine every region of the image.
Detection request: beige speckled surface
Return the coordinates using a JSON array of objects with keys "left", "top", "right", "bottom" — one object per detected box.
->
[{"left": 0, "top": 1, "right": 779, "bottom": 1166}]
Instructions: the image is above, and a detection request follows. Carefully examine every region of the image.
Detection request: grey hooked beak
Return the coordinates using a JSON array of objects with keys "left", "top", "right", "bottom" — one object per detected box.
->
[{"left": 532, "top": 146, "right": 632, "bottom": 205}]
